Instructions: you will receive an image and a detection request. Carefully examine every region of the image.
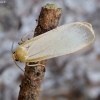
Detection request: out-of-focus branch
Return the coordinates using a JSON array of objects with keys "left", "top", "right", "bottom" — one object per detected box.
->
[{"left": 18, "top": 4, "right": 62, "bottom": 100}]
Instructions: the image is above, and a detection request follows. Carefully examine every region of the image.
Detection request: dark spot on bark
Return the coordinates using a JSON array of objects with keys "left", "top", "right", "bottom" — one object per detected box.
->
[
  {"left": 43, "top": 67, "right": 45, "bottom": 72},
  {"left": 36, "top": 72, "right": 41, "bottom": 76}
]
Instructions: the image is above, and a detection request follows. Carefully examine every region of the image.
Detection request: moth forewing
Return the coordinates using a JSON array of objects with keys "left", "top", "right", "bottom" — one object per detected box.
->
[
  {"left": 81, "top": 22, "right": 92, "bottom": 29},
  {"left": 25, "top": 22, "right": 95, "bottom": 62}
]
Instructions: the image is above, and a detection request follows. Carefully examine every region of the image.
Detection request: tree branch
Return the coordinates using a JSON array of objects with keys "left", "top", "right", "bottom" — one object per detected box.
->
[{"left": 18, "top": 4, "right": 62, "bottom": 100}]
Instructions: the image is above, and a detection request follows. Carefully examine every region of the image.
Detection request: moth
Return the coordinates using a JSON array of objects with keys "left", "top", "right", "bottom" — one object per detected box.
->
[{"left": 12, "top": 22, "right": 95, "bottom": 68}]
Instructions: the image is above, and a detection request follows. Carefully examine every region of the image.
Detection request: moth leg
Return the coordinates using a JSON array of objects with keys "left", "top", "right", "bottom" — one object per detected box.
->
[
  {"left": 21, "top": 30, "right": 34, "bottom": 43},
  {"left": 21, "top": 21, "right": 38, "bottom": 43},
  {"left": 26, "top": 62, "right": 45, "bottom": 67}
]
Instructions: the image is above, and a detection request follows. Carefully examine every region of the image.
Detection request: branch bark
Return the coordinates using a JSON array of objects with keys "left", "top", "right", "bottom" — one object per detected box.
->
[{"left": 18, "top": 4, "right": 62, "bottom": 100}]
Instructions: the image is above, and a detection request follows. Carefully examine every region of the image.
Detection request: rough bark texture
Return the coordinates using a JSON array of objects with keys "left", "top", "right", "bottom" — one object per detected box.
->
[{"left": 18, "top": 4, "right": 62, "bottom": 100}]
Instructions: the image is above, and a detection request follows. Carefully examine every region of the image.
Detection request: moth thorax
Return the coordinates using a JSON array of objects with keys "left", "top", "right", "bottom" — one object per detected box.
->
[{"left": 15, "top": 46, "right": 28, "bottom": 62}]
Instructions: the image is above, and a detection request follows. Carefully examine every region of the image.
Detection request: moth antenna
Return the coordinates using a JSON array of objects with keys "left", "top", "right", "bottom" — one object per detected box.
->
[
  {"left": 12, "top": 41, "right": 31, "bottom": 79},
  {"left": 21, "top": 30, "right": 34, "bottom": 42},
  {"left": 11, "top": 40, "right": 14, "bottom": 54},
  {"left": 14, "top": 60, "right": 31, "bottom": 80},
  {"left": 21, "top": 22, "right": 38, "bottom": 42},
  {"left": 11, "top": 41, "right": 31, "bottom": 80},
  {"left": 11, "top": 21, "right": 19, "bottom": 54},
  {"left": 11, "top": 41, "right": 31, "bottom": 79},
  {"left": 11, "top": 22, "right": 31, "bottom": 80}
]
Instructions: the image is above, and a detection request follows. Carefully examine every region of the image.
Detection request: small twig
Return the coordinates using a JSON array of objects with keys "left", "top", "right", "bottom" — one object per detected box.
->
[{"left": 18, "top": 4, "right": 62, "bottom": 100}]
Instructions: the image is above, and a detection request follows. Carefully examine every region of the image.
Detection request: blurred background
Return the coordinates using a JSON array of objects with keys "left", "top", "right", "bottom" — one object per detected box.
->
[{"left": 0, "top": 0, "right": 100, "bottom": 100}]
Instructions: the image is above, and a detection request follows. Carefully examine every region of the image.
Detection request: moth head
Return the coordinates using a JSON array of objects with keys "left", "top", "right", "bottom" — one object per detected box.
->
[
  {"left": 12, "top": 52, "right": 19, "bottom": 61},
  {"left": 12, "top": 46, "right": 28, "bottom": 62}
]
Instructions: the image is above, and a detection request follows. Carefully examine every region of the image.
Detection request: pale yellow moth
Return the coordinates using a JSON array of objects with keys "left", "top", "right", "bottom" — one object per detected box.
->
[{"left": 12, "top": 22, "right": 95, "bottom": 63}]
